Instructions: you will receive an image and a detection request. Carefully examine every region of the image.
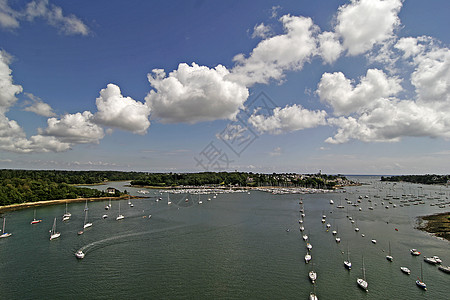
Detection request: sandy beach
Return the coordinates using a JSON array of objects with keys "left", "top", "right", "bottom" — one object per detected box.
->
[{"left": 0, "top": 195, "right": 142, "bottom": 213}]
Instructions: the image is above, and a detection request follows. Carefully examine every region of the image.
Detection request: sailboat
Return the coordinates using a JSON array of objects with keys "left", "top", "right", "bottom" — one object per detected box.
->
[
  {"left": 105, "top": 198, "right": 111, "bottom": 210},
  {"left": 344, "top": 245, "right": 352, "bottom": 270},
  {"left": 0, "top": 218, "right": 12, "bottom": 238},
  {"left": 309, "top": 284, "right": 318, "bottom": 300},
  {"left": 49, "top": 217, "right": 60, "bottom": 240},
  {"left": 83, "top": 207, "right": 92, "bottom": 229},
  {"left": 168, "top": 193, "right": 172, "bottom": 205},
  {"left": 416, "top": 263, "right": 427, "bottom": 290},
  {"left": 357, "top": 256, "right": 368, "bottom": 292},
  {"left": 198, "top": 193, "right": 202, "bottom": 204},
  {"left": 309, "top": 262, "right": 317, "bottom": 283},
  {"left": 116, "top": 202, "right": 124, "bottom": 220},
  {"left": 386, "top": 241, "right": 393, "bottom": 262},
  {"left": 128, "top": 196, "right": 134, "bottom": 207},
  {"left": 63, "top": 202, "right": 71, "bottom": 221},
  {"left": 305, "top": 251, "right": 312, "bottom": 264},
  {"left": 31, "top": 209, "right": 42, "bottom": 224}
]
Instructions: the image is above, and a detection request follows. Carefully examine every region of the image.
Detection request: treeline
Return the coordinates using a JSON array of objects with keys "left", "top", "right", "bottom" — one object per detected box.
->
[
  {"left": 381, "top": 174, "right": 450, "bottom": 184},
  {"left": 131, "top": 172, "right": 345, "bottom": 189},
  {"left": 0, "top": 169, "right": 144, "bottom": 184},
  {"left": 0, "top": 178, "right": 118, "bottom": 206}
]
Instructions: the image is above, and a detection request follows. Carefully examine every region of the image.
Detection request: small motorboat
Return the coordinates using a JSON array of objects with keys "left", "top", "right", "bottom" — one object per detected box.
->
[
  {"left": 75, "top": 250, "right": 85, "bottom": 259},
  {"left": 410, "top": 249, "right": 421, "bottom": 256}
]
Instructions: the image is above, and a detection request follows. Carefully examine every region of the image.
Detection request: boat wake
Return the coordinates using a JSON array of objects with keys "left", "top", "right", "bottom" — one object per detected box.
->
[{"left": 76, "top": 224, "right": 186, "bottom": 257}]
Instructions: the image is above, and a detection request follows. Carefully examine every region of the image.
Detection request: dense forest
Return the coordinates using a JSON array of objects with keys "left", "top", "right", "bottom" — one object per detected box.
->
[
  {"left": 0, "top": 169, "right": 129, "bottom": 206},
  {"left": 0, "top": 169, "right": 145, "bottom": 184},
  {"left": 381, "top": 174, "right": 450, "bottom": 184},
  {"left": 0, "top": 178, "right": 121, "bottom": 206}
]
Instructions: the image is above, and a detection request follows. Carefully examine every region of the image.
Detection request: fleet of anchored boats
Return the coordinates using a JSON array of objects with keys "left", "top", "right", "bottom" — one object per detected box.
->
[{"left": 295, "top": 190, "right": 449, "bottom": 299}]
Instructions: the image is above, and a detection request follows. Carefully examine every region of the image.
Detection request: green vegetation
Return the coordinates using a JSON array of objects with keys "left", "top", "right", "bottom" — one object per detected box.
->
[
  {"left": 0, "top": 169, "right": 130, "bottom": 206},
  {"left": 0, "top": 178, "right": 119, "bottom": 206},
  {"left": 0, "top": 169, "right": 144, "bottom": 184},
  {"left": 130, "top": 172, "right": 349, "bottom": 189},
  {"left": 0, "top": 169, "right": 350, "bottom": 206},
  {"left": 381, "top": 174, "right": 450, "bottom": 185}
]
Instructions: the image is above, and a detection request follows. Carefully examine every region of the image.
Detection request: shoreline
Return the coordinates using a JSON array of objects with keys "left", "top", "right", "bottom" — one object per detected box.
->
[
  {"left": 0, "top": 195, "right": 143, "bottom": 213},
  {"left": 417, "top": 211, "right": 450, "bottom": 242}
]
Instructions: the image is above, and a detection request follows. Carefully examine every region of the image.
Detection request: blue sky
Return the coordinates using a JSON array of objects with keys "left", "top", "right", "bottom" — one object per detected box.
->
[{"left": 0, "top": 0, "right": 449, "bottom": 174}]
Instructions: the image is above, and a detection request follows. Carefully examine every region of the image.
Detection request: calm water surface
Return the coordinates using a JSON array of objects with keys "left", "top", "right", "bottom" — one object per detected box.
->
[{"left": 0, "top": 178, "right": 449, "bottom": 299}]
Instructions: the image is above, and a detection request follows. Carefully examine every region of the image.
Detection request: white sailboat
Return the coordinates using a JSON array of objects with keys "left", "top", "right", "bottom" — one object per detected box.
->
[
  {"left": 105, "top": 198, "right": 111, "bottom": 210},
  {"left": 168, "top": 193, "right": 172, "bottom": 205},
  {"left": 49, "top": 217, "right": 60, "bottom": 240},
  {"left": 83, "top": 207, "right": 92, "bottom": 229},
  {"left": 309, "top": 262, "right": 317, "bottom": 283},
  {"left": 357, "top": 256, "right": 368, "bottom": 292},
  {"left": 305, "top": 251, "right": 312, "bottom": 264},
  {"left": 63, "top": 202, "right": 71, "bottom": 221},
  {"left": 116, "top": 202, "right": 124, "bottom": 220},
  {"left": 309, "top": 285, "right": 318, "bottom": 300},
  {"left": 198, "top": 193, "right": 202, "bottom": 204},
  {"left": 0, "top": 218, "right": 12, "bottom": 238}
]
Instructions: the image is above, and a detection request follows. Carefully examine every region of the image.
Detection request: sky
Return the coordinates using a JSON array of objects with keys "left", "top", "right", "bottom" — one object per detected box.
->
[{"left": 0, "top": 0, "right": 449, "bottom": 175}]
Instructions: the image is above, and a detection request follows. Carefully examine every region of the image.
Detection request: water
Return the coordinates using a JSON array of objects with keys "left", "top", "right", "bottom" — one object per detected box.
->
[{"left": 0, "top": 178, "right": 449, "bottom": 299}]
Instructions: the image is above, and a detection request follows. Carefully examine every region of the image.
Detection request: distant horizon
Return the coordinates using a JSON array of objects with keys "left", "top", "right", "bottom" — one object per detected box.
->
[{"left": 2, "top": 168, "right": 448, "bottom": 177}]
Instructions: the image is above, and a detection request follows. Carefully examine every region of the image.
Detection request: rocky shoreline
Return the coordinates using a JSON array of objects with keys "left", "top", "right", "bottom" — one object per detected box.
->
[{"left": 417, "top": 212, "right": 450, "bottom": 242}]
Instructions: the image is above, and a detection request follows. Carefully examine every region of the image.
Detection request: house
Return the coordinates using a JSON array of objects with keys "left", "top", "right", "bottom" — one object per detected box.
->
[{"left": 106, "top": 187, "right": 117, "bottom": 194}]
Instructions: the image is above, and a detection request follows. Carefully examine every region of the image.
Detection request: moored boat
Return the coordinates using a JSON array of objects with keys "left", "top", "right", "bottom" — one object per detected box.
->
[
  {"left": 438, "top": 265, "right": 450, "bottom": 274},
  {"left": 400, "top": 267, "right": 411, "bottom": 275},
  {"left": 0, "top": 218, "right": 12, "bottom": 238},
  {"left": 410, "top": 249, "right": 421, "bottom": 256},
  {"left": 357, "top": 256, "right": 368, "bottom": 292},
  {"left": 49, "top": 217, "right": 60, "bottom": 240},
  {"left": 423, "top": 256, "right": 438, "bottom": 265},
  {"left": 416, "top": 263, "right": 427, "bottom": 290}
]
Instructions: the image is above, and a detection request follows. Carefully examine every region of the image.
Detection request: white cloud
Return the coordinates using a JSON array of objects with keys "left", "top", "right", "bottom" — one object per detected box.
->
[
  {"left": 229, "top": 15, "right": 318, "bottom": 86},
  {"left": 318, "top": 31, "right": 343, "bottom": 64},
  {"left": 0, "top": 0, "right": 89, "bottom": 35},
  {"left": 252, "top": 23, "right": 272, "bottom": 39},
  {"left": 94, "top": 84, "right": 151, "bottom": 134},
  {"left": 43, "top": 111, "right": 104, "bottom": 144},
  {"left": 216, "top": 124, "right": 247, "bottom": 141},
  {"left": 0, "top": 0, "right": 19, "bottom": 29},
  {"left": 326, "top": 99, "right": 450, "bottom": 144},
  {"left": 317, "top": 68, "right": 402, "bottom": 116},
  {"left": 335, "top": 0, "right": 402, "bottom": 56},
  {"left": 22, "top": 93, "right": 56, "bottom": 117},
  {"left": 396, "top": 37, "right": 450, "bottom": 104},
  {"left": 0, "top": 114, "right": 70, "bottom": 153},
  {"left": 249, "top": 104, "right": 327, "bottom": 134},
  {"left": 146, "top": 63, "right": 248, "bottom": 124},
  {"left": 269, "top": 146, "right": 282, "bottom": 156},
  {"left": 0, "top": 50, "right": 23, "bottom": 113}
]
